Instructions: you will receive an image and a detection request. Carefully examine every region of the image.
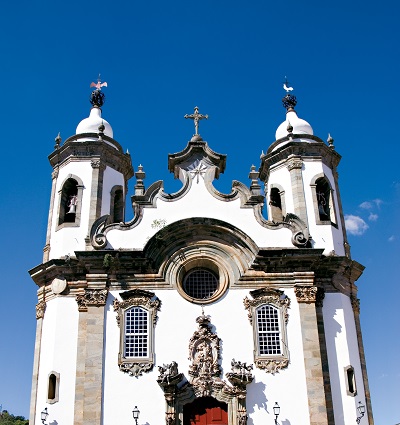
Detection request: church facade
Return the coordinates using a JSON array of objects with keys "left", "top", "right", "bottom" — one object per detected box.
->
[{"left": 29, "top": 83, "right": 373, "bottom": 425}]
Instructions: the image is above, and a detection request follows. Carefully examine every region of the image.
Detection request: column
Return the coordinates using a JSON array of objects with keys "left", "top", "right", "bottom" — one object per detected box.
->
[{"left": 287, "top": 155, "right": 308, "bottom": 226}]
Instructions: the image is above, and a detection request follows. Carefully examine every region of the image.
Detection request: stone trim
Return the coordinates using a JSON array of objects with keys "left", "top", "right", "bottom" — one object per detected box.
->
[
  {"left": 87, "top": 159, "right": 106, "bottom": 236},
  {"left": 243, "top": 288, "right": 290, "bottom": 374},
  {"left": 76, "top": 288, "right": 108, "bottom": 312},
  {"left": 286, "top": 155, "right": 309, "bottom": 226},
  {"left": 47, "top": 371, "right": 60, "bottom": 404},
  {"left": 157, "top": 314, "right": 253, "bottom": 425},
  {"left": 29, "top": 315, "right": 44, "bottom": 424},
  {"left": 56, "top": 174, "right": 84, "bottom": 230},
  {"left": 113, "top": 289, "right": 161, "bottom": 377},
  {"left": 43, "top": 166, "right": 59, "bottom": 262},
  {"left": 36, "top": 300, "right": 46, "bottom": 319},
  {"left": 310, "top": 173, "right": 338, "bottom": 226},
  {"left": 295, "top": 285, "right": 318, "bottom": 303}
]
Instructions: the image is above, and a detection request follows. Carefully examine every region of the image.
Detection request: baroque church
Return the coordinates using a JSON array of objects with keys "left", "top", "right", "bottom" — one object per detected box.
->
[{"left": 29, "top": 81, "right": 373, "bottom": 425}]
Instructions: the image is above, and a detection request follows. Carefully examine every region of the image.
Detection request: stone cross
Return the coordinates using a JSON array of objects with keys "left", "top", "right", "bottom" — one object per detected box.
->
[{"left": 184, "top": 106, "right": 208, "bottom": 135}]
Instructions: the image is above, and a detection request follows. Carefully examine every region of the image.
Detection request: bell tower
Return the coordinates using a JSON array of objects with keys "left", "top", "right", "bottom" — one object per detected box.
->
[
  {"left": 43, "top": 79, "right": 134, "bottom": 261},
  {"left": 259, "top": 84, "right": 350, "bottom": 257}
]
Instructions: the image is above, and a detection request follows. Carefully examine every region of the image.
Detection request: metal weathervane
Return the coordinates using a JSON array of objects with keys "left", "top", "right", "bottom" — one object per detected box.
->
[
  {"left": 283, "top": 76, "right": 294, "bottom": 93},
  {"left": 90, "top": 74, "right": 108, "bottom": 108},
  {"left": 90, "top": 74, "right": 108, "bottom": 90},
  {"left": 184, "top": 106, "right": 208, "bottom": 136}
]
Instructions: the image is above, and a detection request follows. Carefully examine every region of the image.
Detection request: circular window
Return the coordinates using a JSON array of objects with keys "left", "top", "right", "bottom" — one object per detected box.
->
[{"left": 183, "top": 268, "right": 219, "bottom": 300}]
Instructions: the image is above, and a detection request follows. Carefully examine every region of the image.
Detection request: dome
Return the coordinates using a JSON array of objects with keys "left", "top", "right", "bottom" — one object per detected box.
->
[
  {"left": 275, "top": 110, "right": 313, "bottom": 140},
  {"left": 76, "top": 107, "right": 113, "bottom": 138}
]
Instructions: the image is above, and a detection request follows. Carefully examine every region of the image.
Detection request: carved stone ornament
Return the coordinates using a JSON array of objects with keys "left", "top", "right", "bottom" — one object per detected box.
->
[
  {"left": 51, "top": 168, "right": 59, "bottom": 179},
  {"left": 76, "top": 288, "right": 108, "bottom": 312},
  {"left": 157, "top": 314, "right": 254, "bottom": 425},
  {"left": 286, "top": 157, "right": 303, "bottom": 171},
  {"left": 36, "top": 300, "right": 46, "bottom": 319},
  {"left": 91, "top": 158, "right": 102, "bottom": 168},
  {"left": 243, "top": 288, "right": 290, "bottom": 325},
  {"left": 243, "top": 288, "right": 290, "bottom": 375},
  {"left": 114, "top": 289, "right": 161, "bottom": 378},
  {"left": 119, "top": 362, "right": 153, "bottom": 377},
  {"left": 294, "top": 285, "right": 318, "bottom": 303},
  {"left": 113, "top": 289, "right": 161, "bottom": 327}
]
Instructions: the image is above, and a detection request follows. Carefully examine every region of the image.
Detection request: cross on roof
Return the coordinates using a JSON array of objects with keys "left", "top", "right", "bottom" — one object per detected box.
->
[{"left": 184, "top": 106, "right": 208, "bottom": 136}]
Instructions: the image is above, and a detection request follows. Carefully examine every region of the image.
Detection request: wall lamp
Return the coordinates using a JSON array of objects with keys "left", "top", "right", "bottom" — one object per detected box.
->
[
  {"left": 273, "top": 402, "right": 280, "bottom": 424},
  {"left": 356, "top": 401, "right": 365, "bottom": 424},
  {"left": 41, "top": 407, "right": 49, "bottom": 425},
  {"left": 132, "top": 405, "right": 140, "bottom": 425}
]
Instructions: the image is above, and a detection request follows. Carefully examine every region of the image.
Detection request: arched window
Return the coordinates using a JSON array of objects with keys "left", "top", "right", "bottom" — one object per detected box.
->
[
  {"left": 57, "top": 175, "right": 84, "bottom": 229},
  {"left": 114, "top": 289, "right": 161, "bottom": 377},
  {"left": 47, "top": 371, "right": 60, "bottom": 404},
  {"left": 124, "top": 306, "right": 149, "bottom": 358},
  {"left": 269, "top": 187, "right": 284, "bottom": 222},
  {"left": 244, "top": 289, "right": 290, "bottom": 373},
  {"left": 256, "top": 304, "right": 282, "bottom": 355},
  {"left": 310, "top": 174, "right": 337, "bottom": 225},
  {"left": 110, "top": 185, "right": 124, "bottom": 223}
]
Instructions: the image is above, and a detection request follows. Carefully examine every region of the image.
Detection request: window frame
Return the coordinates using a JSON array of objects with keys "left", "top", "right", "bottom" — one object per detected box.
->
[
  {"left": 113, "top": 289, "right": 161, "bottom": 377},
  {"left": 56, "top": 174, "right": 84, "bottom": 230},
  {"left": 47, "top": 371, "right": 60, "bottom": 404},
  {"left": 244, "top": 288, "right": 290, "bottom": 374},
  {"left": 310, "top": 173, "right": 337, "bottom": 226},
  {"left": 110, "top": 184, "right": 124, "bottom": 223}
]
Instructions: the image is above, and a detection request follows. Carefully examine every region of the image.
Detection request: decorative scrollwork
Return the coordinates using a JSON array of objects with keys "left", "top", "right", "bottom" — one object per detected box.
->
[
  {"left": 91, "top": 215, "right": 111, "bottom": 250},
  {"left": 119, "top": 362, "right": 153, "bottom": 377},
  {"left": 284, "top": 213, "right": 311, "bottom": 247},
  {"left": 254, "top": 359, "right": 289, "bottom": 374},
  {"left": 76, "top": 289, "right": 108, "bottom": 311},
  {"left": 36, "top": 300, "right": 46, "bottom": 319},
  {"left": 282, "top": 93, "right": 297, "bottom": 111},
  {"left": 294, "top": 286, "right": 318, "bottom": 303},
  {"left": 90, "top": 89, "right": 105, "bottom": 108}
]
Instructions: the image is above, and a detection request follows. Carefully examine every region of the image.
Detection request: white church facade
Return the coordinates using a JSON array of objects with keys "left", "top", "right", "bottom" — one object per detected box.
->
[{"left": 29, "top": 82, "right": 373, "bottom": 425}]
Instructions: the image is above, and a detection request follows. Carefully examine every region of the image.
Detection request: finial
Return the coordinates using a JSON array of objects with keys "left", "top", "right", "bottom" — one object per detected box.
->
[
  {"left": 54, "top": 132, "right": 62, "bottom": 150},
  {"left": 249, "top": 165, "right": 261, "bottom": 195},
  {"left": 90, "top": 75, "right": 107, "bottom": 108},
  {"left": 184, "top": 106, "right": 208, "bottom": 137},
  {"left": 98, "top": 121, "right": 105, "bottom": 134},
  {"left": 281, "top": 77, "right": 297, "bottom": 111},
  {"left": 287, "top": 121, "right": 293, "bottom": 134},
  {"left": 135, "top": 164, "right": 146, "bottom": 196},
  {"left": 327, "top": 133, "right": 335, "bottom": 149}
]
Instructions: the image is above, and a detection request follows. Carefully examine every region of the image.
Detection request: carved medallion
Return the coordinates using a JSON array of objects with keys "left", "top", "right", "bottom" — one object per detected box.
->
[{"left": 294, "top": 286, "right": 318, "bottom": 303}]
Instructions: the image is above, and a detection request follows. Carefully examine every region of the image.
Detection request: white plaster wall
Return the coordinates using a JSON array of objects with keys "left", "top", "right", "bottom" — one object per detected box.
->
[
  {"left": 107, "top": 177, "right": 293, "bottom": 250},
  {"left": 103, "top": 288, "right": 311, "bottom": 425},
  {"left": 323, "top": 293, "right": 368, "bottom": 425},
  {"left": 49, "top": 161, "right": 93, "bottom": 259},
  {"left": 302, "top": 160, "right": 345, "bottom": 256},
  {"left": 266, "top": 163, "right": 294, "bottom": 218},
  {"left": 35, "top": 297, "right": 79, "bottom": 425},
  {"left": 101, "top": 166, "right": 125, "bottom": 216}
]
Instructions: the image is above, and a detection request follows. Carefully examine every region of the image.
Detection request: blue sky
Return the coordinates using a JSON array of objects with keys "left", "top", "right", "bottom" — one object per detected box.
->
[{"left": 0, "top": 0, "right": 399, "bottom": 423}]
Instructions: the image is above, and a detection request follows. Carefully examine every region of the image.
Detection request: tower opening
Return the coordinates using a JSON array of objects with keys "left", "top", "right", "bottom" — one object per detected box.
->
[
  {"left": 59, "top": 178, "right": 78, "bottom": 225},
  {"left": 269, "top": 187, "right": 283, "bottom": 222}
]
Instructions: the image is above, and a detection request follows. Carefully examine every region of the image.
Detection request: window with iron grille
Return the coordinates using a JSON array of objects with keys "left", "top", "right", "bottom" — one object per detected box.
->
[
  {"left": 183, "top": 269, "right": 219, "bottom": 300},
  {"left": 124, "top": 306, "right": 148, "bottom": 357},
  {"left": 256, "top": 305, "right": 281, "bottom": 355}
]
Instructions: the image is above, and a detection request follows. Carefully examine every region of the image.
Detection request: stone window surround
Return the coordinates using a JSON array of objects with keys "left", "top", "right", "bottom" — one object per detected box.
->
[
  {"left": 344, "top": 365, "right": 357, "bottom": 397},
  {"left": 268, "top": 183, "right": 286, "bottom": 219},
  {"left": 113, "top": 290, "right": 161, "bottom": 377},
  {"left": 110, "top": 184, "right": 124, "bottom": 223},
  {"left": 310, "top": 173, "right": 338, "bottom": 227},
  {"left": 244, "top": 289, "right": 290, "bottom": 374},
  {"left": 56, "top": 174, "right": 84, "bottom": 231},
  {"left": 47, "top": 371, "right": 60, "bottom": 404}
]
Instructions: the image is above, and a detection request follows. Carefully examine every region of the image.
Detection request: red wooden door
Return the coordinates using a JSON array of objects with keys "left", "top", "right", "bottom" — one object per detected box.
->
[{"left": 184, "top": 397, "right": 228, "bottom": 425}]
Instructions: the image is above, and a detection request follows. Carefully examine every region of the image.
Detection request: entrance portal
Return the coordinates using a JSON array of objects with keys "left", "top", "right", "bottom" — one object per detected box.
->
[{"left": 183, "top": 397, "right": 228, "bottom": 425}]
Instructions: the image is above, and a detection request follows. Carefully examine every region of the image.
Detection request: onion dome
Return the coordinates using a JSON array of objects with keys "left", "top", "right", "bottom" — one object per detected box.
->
[
  {"left": 275, "top": 93, "right": 313, "bottom": 140},
  {"left": 76, "top": 77, "right": 113, "bottom": 138}
]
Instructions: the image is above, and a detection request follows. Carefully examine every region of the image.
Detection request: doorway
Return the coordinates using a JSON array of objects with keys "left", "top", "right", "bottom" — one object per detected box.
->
[{"left": 183, "top": 397, "right": 228, "bottom": 425}]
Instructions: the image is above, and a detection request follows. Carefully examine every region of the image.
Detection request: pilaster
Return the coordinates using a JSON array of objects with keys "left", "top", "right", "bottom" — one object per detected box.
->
[
  {"left": 287, "top": 155, "right": 308, "bottom": 225},
  {"left": 43, "top": 167, "right": 59, "bottom": 262},
  {"left": 29, "top": 291, "right": 46, "bottom": 424},
  {"left": 351, "top": 296, "right": 374, "bottom": 425},
  {"left": 74, "top": 276, "right": 108, "bottom": 425},
  {"left": 295, "top": 284, "right": 329, "bottom": 425},
  {"left": 88, "top": 159, "right": 106, "bottom": 234}
]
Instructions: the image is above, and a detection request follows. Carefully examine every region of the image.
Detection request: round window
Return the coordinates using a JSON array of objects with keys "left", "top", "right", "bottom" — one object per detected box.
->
[{"left": 183, "top": 269, "right": 219, "bottom": 300}]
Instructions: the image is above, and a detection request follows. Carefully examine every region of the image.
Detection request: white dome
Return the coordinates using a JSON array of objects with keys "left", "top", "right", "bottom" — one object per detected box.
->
[
  {"left": 76, "top": 107, "right": 113, "bottom": 138},
  {"left": 275, "top": 110, "right": 313, "bottom": 140}
]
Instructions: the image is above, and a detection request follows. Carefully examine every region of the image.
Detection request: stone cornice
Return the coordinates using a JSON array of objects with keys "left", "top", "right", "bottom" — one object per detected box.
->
[
  {"left": 259, "top": 140, "right": 342, "bottom": 181},
  {"left": 168, "top": 140, "right": 226, "bottom": 178},
  {"left": 48, "top": 139, "right": 134, "bottom": 180}
]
